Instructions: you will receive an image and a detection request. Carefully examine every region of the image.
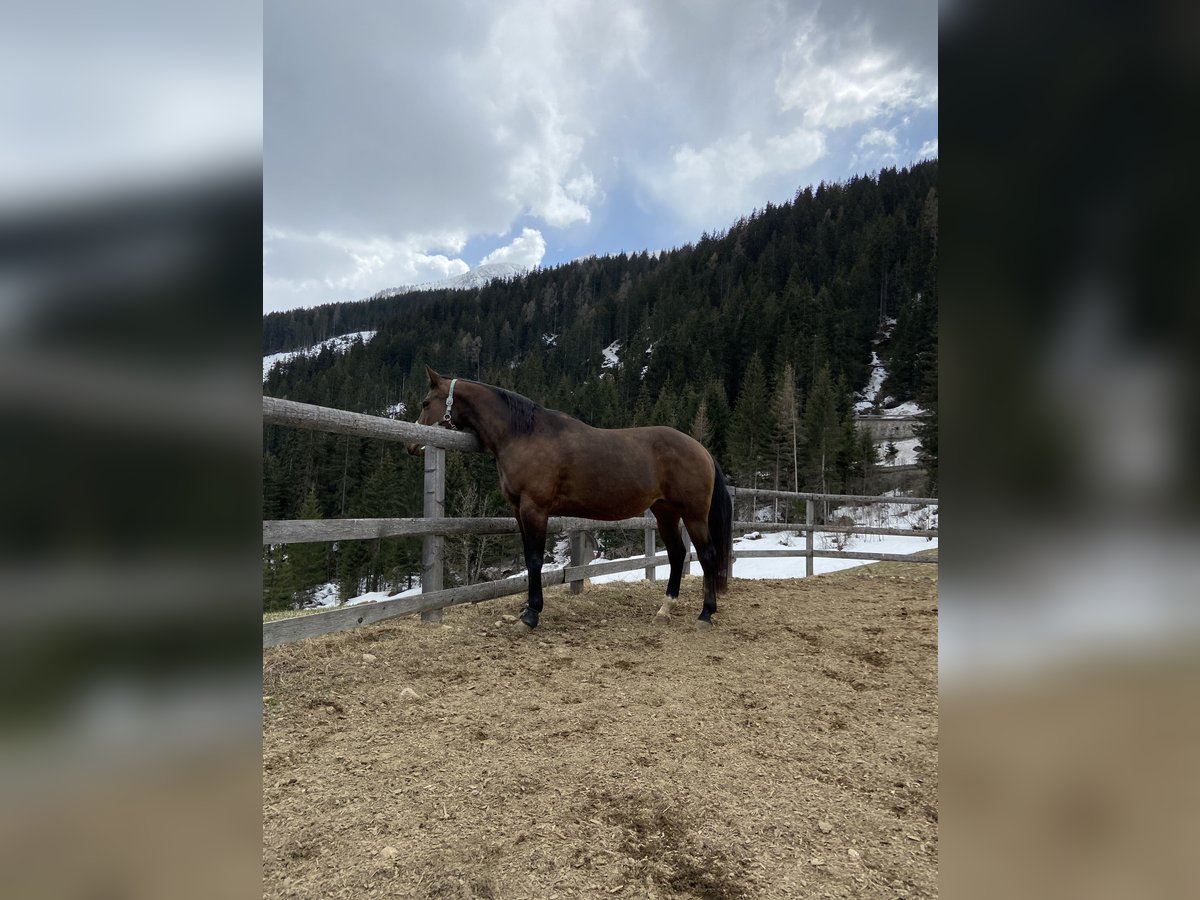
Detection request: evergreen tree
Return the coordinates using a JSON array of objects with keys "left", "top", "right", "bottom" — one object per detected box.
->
[
  {"left": 289, "top": 485, "right": 329, "bottom": 604},
  {"left": 769, "top": 363, "right": 801, "bottom": 494},
  {"left": 913, "top": 338, "right": 938, "bottom": 494},
  {"left": 729, "top": 352, "right": 773, "bottom": 492},
  {"left": 802, "top": 366, "right": 841, "bottom": 500},
  {"left": 631, "top": 381, "right": 653, "bottom": 427},
  {"left": 690, "top": 398, "right": 714, "bottom": 448}
]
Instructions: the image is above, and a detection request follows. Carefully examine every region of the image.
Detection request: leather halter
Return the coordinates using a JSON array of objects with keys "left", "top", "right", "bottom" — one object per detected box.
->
[{"left": 440, "top": 378, "right": 458, "bottom": 429}]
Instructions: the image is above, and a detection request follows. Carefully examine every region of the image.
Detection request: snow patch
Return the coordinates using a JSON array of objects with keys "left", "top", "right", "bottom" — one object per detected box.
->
[
  {"left": 878, "top": 400, "right": 924, "bottom": 418},
  {"left": 263, "top": 331, "right": 376, "bottom": 381},
  {"left": 854, "top": 350, "right": 887, "bottom": 413},
  {"left": 877, "top": 437, "right": 922, "bottom": 466},
  {"left": 602, "top": 340, "right": 621, "bottom": 370}
]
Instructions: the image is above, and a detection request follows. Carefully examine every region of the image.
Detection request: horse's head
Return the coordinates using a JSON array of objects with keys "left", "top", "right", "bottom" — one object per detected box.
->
[{"left": 407, "top": 365, "right": 450, "bottom": 456}]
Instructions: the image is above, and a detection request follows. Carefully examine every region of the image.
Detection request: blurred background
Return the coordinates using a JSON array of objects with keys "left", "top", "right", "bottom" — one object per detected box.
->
[
  {"left": 0, "top": 2, "right": 262, "bottom": 897},
  {"left": 2, "top": 0, "right": 1198, "bottom": 897},
  {"left": 942, "top": 0, "right": 1200, "bottom": 897}
]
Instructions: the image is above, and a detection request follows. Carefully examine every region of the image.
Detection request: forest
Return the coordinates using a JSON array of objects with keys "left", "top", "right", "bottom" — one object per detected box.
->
[{"left": 263, "top": 161, "right": 938, "bottom": 609}]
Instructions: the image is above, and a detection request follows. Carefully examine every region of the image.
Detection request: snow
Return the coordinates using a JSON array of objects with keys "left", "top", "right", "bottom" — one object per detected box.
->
[
  {"left": 877, "top": 437, "right": 922, "bottom": 466},
  {"left": 854, "top": 350, "right": 887, "bottom": 413},
  {"left": 587, "top": 526, "right": 936, "bottom": 585},
  {"left": 345, "top": 586, "right": 421, "bottom": 606},
  {"left": 263, "top": 331, "right": 376, "bottom": 381},
  {"left": 601, "top": 340, "right": 621, "bottom": 369},
  {"left": 384, "top": 401, "right": 407, "bottom": 419},
  {"left": 639, "top": 342, "right": 654, "bottom": 379},
  {"left": 542, "top": 333, "right": 558, "bottom": 347},
  {"left": 590, "top": 497, "right": 936, "bottom": 584},
  {"left": 878, "top": 400, "right": 924, "bottom": 418},
  {"left": 852, "top": 318, "right": 926, "bottom": 419},
  {"left": 304, "top": 582, "right": 340, "bottom": 608},
  {"left": 295, "top": 498, "right": 937, "bottom": 609},
  {"left": 369, "top": 262, "right": 528, "bottom": 300}
]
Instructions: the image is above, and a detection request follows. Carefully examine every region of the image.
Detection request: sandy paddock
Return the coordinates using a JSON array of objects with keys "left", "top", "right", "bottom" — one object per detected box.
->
[{"left": 263, "top": 562, "right": 938, "bottom": 899}]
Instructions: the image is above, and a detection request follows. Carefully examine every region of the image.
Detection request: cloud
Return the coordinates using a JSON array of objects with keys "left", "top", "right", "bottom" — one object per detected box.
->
[
  {"left": 263, "top": 228, "right": 470, "bottom": 313},
  {"left": 480, "top": 228, "right": 546, "bottom": 268},
  {"left": 852, "top": 127, "right": 901, "bottom": 169},
  {"left": 654, "top": 127, "right": 826, "bottom": 227},
  {"left": 918, "top": 137, "right": 939, "bottom": 159},
  {"left": 775, "top": 18, "right": 937, "bottom": 129},
  {"left": 264, "top": 0, "right": 937, "bottom": 310}
]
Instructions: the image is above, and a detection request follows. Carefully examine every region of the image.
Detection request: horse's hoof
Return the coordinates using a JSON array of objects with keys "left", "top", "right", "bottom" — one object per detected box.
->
[
  {"left": 694, "top": 617, "right": 715, "bottom": 630},
  {"left": 513, "top": 620, "right": 535, "bottom": 635},
  {"left": 518, "top": 607, "right": 539, "bottom": 629},
  {"left": 654, "top": 613, "right": 671, "bottom": 625}
]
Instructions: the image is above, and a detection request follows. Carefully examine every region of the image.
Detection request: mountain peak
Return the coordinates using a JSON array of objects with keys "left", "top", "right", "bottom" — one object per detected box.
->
[{"left": 370, "top": 262, "right": 529, "bottom": 301}]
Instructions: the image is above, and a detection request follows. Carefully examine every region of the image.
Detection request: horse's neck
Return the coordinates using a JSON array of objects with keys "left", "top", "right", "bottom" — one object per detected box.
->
[{"left": 459, "top": 384, "right": 515, "bottom": 454}]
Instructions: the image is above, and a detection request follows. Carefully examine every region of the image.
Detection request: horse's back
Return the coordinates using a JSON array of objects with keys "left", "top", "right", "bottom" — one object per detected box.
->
[{"left": 499, "top": 413, "right": 715, "bottom": 519}]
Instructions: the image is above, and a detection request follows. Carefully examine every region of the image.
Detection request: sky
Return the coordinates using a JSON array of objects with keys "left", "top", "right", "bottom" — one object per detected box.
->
[{"left": 263, "top": 0, "right": 937, "bottom": 314}]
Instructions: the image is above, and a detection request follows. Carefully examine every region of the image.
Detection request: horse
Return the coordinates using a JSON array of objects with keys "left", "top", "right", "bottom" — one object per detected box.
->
[{"left": 407, "top": 366, "right": 732, "bottom": 629}]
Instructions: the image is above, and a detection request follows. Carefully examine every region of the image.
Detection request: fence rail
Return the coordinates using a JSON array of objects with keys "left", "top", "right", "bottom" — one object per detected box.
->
[{"left": 262, "top": 396, "right": 938, "bottom": 647}]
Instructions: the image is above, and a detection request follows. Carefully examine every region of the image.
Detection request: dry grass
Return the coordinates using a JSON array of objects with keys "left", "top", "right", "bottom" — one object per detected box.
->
[{"left": 263, "top": 563, "right": 938, "bottom": 898}]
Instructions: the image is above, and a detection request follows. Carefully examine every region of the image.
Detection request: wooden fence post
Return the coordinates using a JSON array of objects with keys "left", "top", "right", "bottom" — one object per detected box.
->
[
  {"left": 644, "top": 511, "right": 656, "bottom": 581},
  {"left": 569, "top": 530, "right": 586, "bottom": 594},
  {"left": 421, "top": 446, "right": 446, "bottom": 622},
  {"left": 805, "top": 499, "right": 814, "bottom": 577}
]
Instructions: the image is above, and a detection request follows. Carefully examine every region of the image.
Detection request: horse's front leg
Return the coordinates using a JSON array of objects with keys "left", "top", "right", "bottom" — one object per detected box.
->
[{"left": 517, "top": 508, "right": 549, "bottom": 629}]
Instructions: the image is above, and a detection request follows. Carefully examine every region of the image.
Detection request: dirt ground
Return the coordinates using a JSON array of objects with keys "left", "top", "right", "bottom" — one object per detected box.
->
[{"left": 263, "top": 562, "right": 938, "bottom": 899}]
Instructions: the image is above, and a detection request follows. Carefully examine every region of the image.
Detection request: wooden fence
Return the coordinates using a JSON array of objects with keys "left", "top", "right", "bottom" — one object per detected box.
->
[{"left": 262, "top": 396, "right": 938, "bottom": 647}]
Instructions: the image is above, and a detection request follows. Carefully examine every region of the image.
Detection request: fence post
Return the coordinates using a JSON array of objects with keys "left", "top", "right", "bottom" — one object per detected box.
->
[
  {"left": 805, "top": 499, "right": 814, "bottom": 578},
  {"left": 569, "top": 530, "right": 586, "bottom": 594},
  {"left": 421, "top": 446, "right": 445, "bottom": 622},
  {"left": 644, "top": 511, "right": 656, "bottom": 581}
]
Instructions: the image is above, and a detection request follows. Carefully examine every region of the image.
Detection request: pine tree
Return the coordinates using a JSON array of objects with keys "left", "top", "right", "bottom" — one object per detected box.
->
[
  {"left": 802, "top": 365, "right": 841, "bottom": 501},
  {"left": 729, "top": 352, "right": 773, "bottom": 497},
  {"left": 690, "top": 398, "right": 714, "bottom": 448},
  {"left": 769, "top": 363, "right": 801, "bottom": 494},
  {"left": 289, "top": 485, "right": 328, "bottom": 604},
  {"left": 649, "top": 390, "right": 677, "bottom": 428},
  {"left": 631, "top": 381, "right": 653, "bottom": 427},
  {"left": 914, "top": 338, "right": 938, "bottom": 494}
]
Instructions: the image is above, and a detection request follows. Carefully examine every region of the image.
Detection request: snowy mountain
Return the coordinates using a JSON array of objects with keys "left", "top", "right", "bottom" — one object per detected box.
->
[{"left": 369, "top": 262, "right": 529, "bottom": 301}]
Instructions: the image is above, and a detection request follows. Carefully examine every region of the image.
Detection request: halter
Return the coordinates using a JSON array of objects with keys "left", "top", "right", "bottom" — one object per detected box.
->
[{"left": 441, "top": 378, "right": 459, "bottom": 429}]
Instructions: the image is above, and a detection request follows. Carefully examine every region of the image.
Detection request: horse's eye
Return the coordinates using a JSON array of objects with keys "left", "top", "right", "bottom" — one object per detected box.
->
[{"left": 421, "top": 400, "right": 430, "bottom": 409}]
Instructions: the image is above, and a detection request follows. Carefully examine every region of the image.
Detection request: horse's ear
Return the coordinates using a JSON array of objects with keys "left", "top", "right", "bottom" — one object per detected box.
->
[{"left": 425, "top": 365, "right": 440, "bottom": 387}]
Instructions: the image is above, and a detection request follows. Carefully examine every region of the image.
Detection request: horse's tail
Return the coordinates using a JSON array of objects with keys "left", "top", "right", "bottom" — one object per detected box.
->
[{"left": 708, "top": 455, "right": 733, "bottom": 594}]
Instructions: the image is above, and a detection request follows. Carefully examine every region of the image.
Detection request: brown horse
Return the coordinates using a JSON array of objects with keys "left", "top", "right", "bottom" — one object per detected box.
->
[{"left": 408, "top": 367, "right": 732, "bottom": 629}]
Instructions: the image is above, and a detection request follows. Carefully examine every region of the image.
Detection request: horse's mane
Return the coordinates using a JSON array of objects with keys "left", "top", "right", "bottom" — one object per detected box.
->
[{"left": 485, "top": 384, "right": 540, "bottom": 434}]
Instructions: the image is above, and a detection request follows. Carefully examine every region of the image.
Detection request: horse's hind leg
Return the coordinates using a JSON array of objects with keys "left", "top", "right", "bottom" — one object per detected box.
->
[
  {"left": 652, "top": 504, "right": 686, "bottom": 621},
  {"left": 683, "top": 518, "right": 718, "bottom": 624}
]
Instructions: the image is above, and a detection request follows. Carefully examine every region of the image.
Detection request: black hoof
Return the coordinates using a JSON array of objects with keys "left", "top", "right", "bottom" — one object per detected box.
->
[{"left": 519, "top": 606, "right": 539, "bottom": 628}]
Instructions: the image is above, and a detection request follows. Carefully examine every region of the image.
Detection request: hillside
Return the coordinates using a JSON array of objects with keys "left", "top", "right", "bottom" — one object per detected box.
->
[{"left": 262, "top": 162, "right": 938, "bottom": 609}]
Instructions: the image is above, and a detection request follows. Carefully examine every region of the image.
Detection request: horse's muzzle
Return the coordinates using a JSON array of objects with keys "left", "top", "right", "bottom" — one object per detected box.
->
[{"left": 406, "top": 443, "right": 425, "bottom": 457}]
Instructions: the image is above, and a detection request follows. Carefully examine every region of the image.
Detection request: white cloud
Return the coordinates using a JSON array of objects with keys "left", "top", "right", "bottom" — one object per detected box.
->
[
  {"left": 918, "top": 137, "right": 938, "bottom": 159},
  {"left": 653, "top": 126, "right": 826, "bottom": 227},
  {"left": 480, "top": 227, "right": 546, "bottom": 268},
  {"left": 262, "top": 227, "right": 470, "bottom": 312},
  {"left": 264, "top": 1, "right": 936, "bottom": 310},
  {"left": 860, "top": 127, "right": 898, "bottom": 151},
  {"left": 852, "top": 126, "right": 901, "bottom": 169},
  {"left": 775, "top": 19, "right": 936, "bottom": 129}
]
